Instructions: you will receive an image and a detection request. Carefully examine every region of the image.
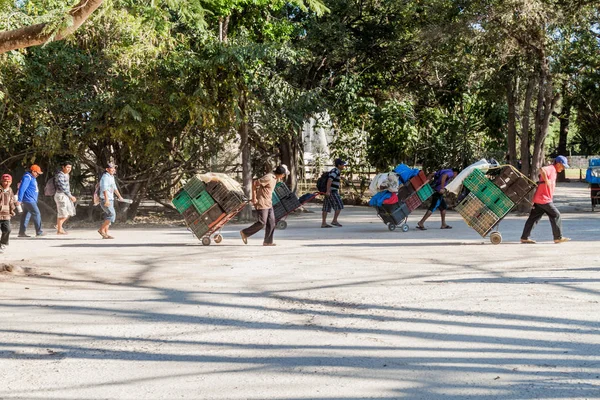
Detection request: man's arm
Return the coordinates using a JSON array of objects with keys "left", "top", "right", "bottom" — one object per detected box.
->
[
  {"left": 16, "top": 175, "right": 30, "bottom": 203},
  {"left": 540, "top": 168, "right": 549, "bottom": 186},
  {"left": 326, "top": 178, "right": 332, "bottom": 195},
  {"left": 439, "top": 175, "right": 448, "bottom": 193}
]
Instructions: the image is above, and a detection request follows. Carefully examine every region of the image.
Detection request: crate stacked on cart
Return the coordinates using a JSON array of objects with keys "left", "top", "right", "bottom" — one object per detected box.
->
[
  {"left": 172, "top": 174, "right": 248, "bottom": 245},
  {"left": 373, "top": 169, "right": 434, "bottom": 232},
  {"left": 585, "top": 158, "right": 600, "bottom": 211},
  {"left": 456, "top": 166, "right": 536, "bottom": 244},
  {"left": 273, "top": 182, "right": 301, "bottom": 221}
]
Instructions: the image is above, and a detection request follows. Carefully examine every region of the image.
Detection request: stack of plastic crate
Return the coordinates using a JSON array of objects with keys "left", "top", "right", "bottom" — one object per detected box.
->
[
  {"left": 463, "top": 169, "right": 514, "bottom": 218},
  {"left": 172, "top": 175, "right": 227, "bottom": 239},
  {"left": 404, "top": 192, "right": 422, "bottom": 212},
  {"left": 207, "top": 180, "right": 247, "bottom": 214},
  {"left": 273, "top": 182, "right": 300, "bottom": 220},
  {"left": 492, "top": 166, "right": 536, "bottom": 204}
]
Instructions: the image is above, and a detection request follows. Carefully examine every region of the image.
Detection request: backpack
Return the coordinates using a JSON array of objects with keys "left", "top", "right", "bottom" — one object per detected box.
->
[
  {"left": 44, "top": 177, "right": 56, "bottom": 196},
  {"left": 93, "top": 182, "right": 101, "bottom": 206},
  {"left": 316, "top": 170, "right": 330, "bottom": 192}
]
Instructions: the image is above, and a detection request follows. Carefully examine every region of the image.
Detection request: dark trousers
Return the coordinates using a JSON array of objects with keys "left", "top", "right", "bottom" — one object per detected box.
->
[
  {"left": 0, "top": 220, "right": 10, "bottom": 245},
  {"left": 19, "top": 201, "right": 43, "bottom": 235},
  {"left": 521, "top": 202, "right": 563, "bottom": 240},
  {"left": 242, "top": 208, "right": 275, "bottom": 244}
]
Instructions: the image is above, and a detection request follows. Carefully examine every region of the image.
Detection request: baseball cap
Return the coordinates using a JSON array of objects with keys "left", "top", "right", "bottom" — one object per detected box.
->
[
  {"left": 555, "top": 155, "right": 570, "bottom": 168},
  {"left": 30, "top": 164, "right": 43, "bottom": 174},
  {"left": 1, "top": 174, "right": 12, "bottom": 180},
  {"left": 106, "top": 162, "right": 117, "bottom": 169},
  {"left": 280, "top": 164, "right": 290, "bottom": 175},
  {"left": 334, "top": 158, "right": 347, "bottom": 167}
]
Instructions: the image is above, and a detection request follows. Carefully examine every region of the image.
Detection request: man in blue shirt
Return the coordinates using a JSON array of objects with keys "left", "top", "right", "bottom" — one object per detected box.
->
[
  {"left": 16, "top": 164, "right": 45, "bottom": 237},
  {"left": 97, "top": 163, "right": 124, "bottom": 239}
]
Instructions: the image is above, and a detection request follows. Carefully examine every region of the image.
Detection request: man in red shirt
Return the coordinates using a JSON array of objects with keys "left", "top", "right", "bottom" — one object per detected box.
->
[{"left": 521, "top": 156, "right": 571, "bottom": 244}]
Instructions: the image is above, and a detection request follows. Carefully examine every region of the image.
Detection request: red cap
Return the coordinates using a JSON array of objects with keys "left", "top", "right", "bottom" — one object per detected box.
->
[
  {"left": 1, "top": 174, "right": 12, "bottom": 180},
  {"left": 30, "top": 164, "right": 43, "bottom": 174}
]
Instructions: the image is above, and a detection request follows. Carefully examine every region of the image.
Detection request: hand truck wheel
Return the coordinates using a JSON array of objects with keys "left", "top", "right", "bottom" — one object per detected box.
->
[
  {"left": 401, "top": 224, "right": 409, "bottom": 232},
  {"left": 490, "top": 231, "right": 502, "bottom": 245},
  {"left": 276, "top": 220, "right": 287, "bottom": 230},
  {"left": 388, "top": 223, "right": 396, "bottom": 231},
  {"left": 213, "top": 234, "right": 223, "bottom": 244},
  {"left": 201, "top": 237, "right": 211, "bottom": 246}
]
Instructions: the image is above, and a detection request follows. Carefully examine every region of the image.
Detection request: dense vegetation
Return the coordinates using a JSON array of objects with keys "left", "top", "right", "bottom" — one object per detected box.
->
[{"left": 1, "top": 0, "right": 599, "bottom": 218}]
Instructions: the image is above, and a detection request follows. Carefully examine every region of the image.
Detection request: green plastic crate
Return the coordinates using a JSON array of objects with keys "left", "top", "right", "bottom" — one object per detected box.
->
[
  {"left": 192, "top": 191, "right": 215, "bottom": 214},
  {"left": 487, "top": 193, "right": 515, "bottom": 218},
  {"left": 417, "top": 184, "right": 434, "bottom": 202},
  {"left": 184, "top": 176, "right": 206, "bottom": 198},
  {"left": 172, "top": 190, "right": 193, "bottom": 214},
  {"left": 463, "top": 169, "right": 489, "bottom": 193},
  {"left": 272, "top": 191, "right": 280, "bottom": 205}
]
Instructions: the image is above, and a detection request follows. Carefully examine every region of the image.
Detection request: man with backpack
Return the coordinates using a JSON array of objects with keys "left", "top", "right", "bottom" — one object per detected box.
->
[
  {"left": 53, "top": 161, "right": 77, "bottom": 235},
  {"left": 416, "top": 167, "right": 459, "bottom": 230},
  {"left": 16, "top": 164, "right": 45, "bottom": 237},
  {"left": 321, "top": 158, "right": 347, "bottom": 228}
]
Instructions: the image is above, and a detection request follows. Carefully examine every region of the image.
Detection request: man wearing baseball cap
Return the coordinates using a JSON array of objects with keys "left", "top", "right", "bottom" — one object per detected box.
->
[
  {"left": 321, "top": 158, "right": 347, "bottom": 228},
  {"left": 16, "top": 164, "right": 45, "bottom": 237},
  {"left": 0, "top": 174, "right": 16, "bottom": 251},
  {"left": 521, "top": 155, "right": 571, "bottom": 244}
]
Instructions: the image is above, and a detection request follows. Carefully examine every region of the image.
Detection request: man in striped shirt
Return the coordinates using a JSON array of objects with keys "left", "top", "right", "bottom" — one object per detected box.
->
[{"left": 321, "top": 158, "right": 347, "bottom": 228}]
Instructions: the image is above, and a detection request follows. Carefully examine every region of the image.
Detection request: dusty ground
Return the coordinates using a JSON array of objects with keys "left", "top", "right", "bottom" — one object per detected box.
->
[{"left": 0, "top": 182, "right": 599, "bottom": 399}]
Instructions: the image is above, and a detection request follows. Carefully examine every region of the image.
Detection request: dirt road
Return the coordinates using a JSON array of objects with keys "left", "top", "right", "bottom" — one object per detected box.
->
[{"left": 1, "top": 183, "right": 599, "bottom": 399}]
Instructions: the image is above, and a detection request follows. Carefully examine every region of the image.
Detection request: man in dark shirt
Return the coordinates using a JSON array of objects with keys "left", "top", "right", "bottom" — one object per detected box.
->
[{"left": 321, "top": 158, "right": 347, "bottom": 228}]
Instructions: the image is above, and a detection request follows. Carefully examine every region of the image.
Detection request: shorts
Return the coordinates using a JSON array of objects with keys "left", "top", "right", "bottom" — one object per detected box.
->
[
  {"left": 100, "top": 200, "right": 116, "bottom": 223},
  {"left": 54, "top": 192, "right": 76, "bottom": 218},
  {"left": 428, "top": 191, "right": 447, "bottom": 212},
  {"left": 322, "top": 191, "right": 344, "bottom": 212}
]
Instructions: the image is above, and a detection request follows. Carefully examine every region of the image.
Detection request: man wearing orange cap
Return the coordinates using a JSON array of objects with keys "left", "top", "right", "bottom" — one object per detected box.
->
[
  {"left": 16, "top": 165, "right": 45, "bottom": 237},
  {"left": 0, "top": 174, "right": 16, "bottom": 251}
]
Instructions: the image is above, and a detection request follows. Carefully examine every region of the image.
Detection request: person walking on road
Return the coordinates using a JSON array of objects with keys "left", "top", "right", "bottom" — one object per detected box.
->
[
  {"left": 321, "top": 158, "right": 347, "bottom": 228},
  {"left": 521, "top": 156, "right": 571, "bottom": 244},
  {"left": 54, "top": 161, "right": 77, "bottom": 235},
  {"left": 416, "top": 168, "right": 459, "bottom": 230},
  {"left": 240, "top": 165, "right": 287, "bottom": 246},
  {"left": 16, "top": 164, "right": 45, "bottom": 237},
  {"left": 97, "top": 163, "right": 124, "bottom": 239},
  {"left": 0, "top": 174, "right": 16, "bottom": 252}
]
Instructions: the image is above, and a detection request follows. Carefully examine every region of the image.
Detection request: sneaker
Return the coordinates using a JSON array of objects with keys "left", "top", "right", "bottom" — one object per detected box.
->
[
  {"left": 18, "top": 234, "right": 31, "bottom": 238},
  {"left": 240, "top": 231, "right": 248, "bottom": 245},
  {"left": 0, "top": 244, "right": 5, "bottom": 250},
  {"left": 520, "top": 238, "right": 536, "bottom": 244},
  {"left": 554, "top": 237, "right": 571, "bottom": 244}
]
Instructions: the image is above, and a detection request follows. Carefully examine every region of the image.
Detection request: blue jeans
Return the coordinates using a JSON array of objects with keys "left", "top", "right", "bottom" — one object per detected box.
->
[{"left": 19, "top": 202, "right": 43, "bottom": 235}]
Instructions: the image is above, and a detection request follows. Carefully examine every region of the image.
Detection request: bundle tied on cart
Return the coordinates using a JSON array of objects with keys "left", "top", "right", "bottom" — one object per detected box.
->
[
  {"left": 452, "top": 160, "right": 537, "bottom": 244},
  {"left": 172, "top": 173, "right": 248, "bottom": 245},
  {"left": 369, "top": 164, "right": 435, "bottom": 232}
]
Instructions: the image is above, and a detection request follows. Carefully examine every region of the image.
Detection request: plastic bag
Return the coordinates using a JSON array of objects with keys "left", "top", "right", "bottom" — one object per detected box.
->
[{"left": 445, "top": 159, "right": 491, "bottom": 194}]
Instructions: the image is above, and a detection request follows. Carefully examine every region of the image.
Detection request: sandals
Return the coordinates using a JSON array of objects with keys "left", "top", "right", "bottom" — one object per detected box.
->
[
  {"left": 321, "top": 224, "right": 333, "bottom": 228},
  {"left": 97, "top": 229, "right": 107, "bottom": 238},
  {"left": 440, "top": 225, "right": 452, "bottom": 229},
  {"left": 331, "top": 222, "right": 343, "bottom": 227},
  {"left": 415, "top": 225, "right": 427, "bottom": 231},
  {"left": 103, "top": 235, "right": 114, "bottom": 239}
]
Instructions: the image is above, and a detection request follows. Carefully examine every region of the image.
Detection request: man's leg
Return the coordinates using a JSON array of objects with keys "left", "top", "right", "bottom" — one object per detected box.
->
[
  {"left": 418, "top": 210, "right": 432, "bottom": 229},
  {"left": 242, "top": 209, "right": 268, "bottom": 239},
  {"left": 321, "top": 196, "right": 332, "bottom": 227},
  {"left": 520, "top": 204, "right": 545, "bottom": 241},
  {"left": 330, "top": 192, "right": 344, "bottom": 226},
  {"left": 263, "top": 208, "right": 276, "bottom": 245},
  {"left": 30, "top": 202, "right": 43, "bottom": 235},
  {"left": 332, "top": 209, "right": 341, "bottom": 224},
  {"left": 0, "top": 220, "right": 10, "bottom": 245},
  {"left": 19, "top": 203, "right": 32, "bottom": 235},
  {"left": 540, "top": 202, "right": 564, "bottom": 240},
  {"left": 440, "top": 209, "right": 447, "bottom": 227}
]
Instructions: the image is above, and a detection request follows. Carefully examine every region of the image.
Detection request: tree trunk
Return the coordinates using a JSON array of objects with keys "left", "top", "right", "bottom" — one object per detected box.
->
[
  {"left": 506, "top": 76, "right": 519, "bottom": 167},
  {"left": 557, "top": 86, "right": 571, "bottom": 182},
  {"left": 0, "top": 0, "right": 104, "bottom": 54},
  {"left": 279, "top": 133, "right": 299, "bottom": 193},
  {"left": 531, "top": 66, "right": 560, "bottom": 179},
  {"left": 520, "top": 75, "right": 535, "bottom": 179},
  {"left": 239, "top": 93, "right": 253, "bottom": 221}
]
